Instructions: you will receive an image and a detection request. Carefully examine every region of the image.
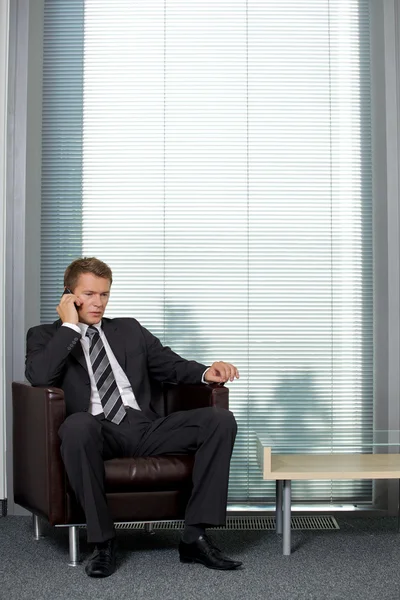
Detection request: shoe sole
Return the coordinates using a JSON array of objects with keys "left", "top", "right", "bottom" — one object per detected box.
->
[
  {"left": 85, "top": 568, "right": 116, "bottom": 578},
  {"left": 85, "top": 562, "right": 116, "bottom": 578},
  {"left": 180, "top": 556, "right": 242, "bottom": 570}
]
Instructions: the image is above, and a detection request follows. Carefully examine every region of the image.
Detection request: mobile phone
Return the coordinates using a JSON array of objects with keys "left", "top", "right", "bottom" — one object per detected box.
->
[{"left": 63, "top": 287, "right": 79, "bottom": 309}]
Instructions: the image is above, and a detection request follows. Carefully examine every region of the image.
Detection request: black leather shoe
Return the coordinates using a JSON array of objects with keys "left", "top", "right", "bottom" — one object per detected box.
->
[
  {"left": 179, "top": 535, "right": 242, "bottom": 570},
  {"left": 85, "top": 538, "right": 116, "bottom": 578}
]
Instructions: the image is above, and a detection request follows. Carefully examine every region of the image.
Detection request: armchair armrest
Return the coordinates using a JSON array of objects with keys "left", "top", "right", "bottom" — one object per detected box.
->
[
  {"left": 12, "top": 382, "right": 67, "bottom": 525},
  {"left": 163, "top": 383, "right": 229, "bottom": 415}
]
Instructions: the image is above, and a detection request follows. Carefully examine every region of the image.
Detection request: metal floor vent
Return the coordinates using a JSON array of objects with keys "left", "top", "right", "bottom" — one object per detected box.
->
[{"left": 112, "top": 515, "right": 339, "bottom": 532}]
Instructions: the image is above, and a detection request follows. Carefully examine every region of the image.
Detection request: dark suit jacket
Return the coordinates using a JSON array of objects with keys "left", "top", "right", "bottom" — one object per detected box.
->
[{"left": 25, "top": 318, "right": 207, "bottom": 419}]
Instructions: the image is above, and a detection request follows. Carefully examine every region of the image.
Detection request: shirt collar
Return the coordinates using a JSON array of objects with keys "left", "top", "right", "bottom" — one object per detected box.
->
[{"left": 78, "top": 320, "right": 102, "bottom": 337}]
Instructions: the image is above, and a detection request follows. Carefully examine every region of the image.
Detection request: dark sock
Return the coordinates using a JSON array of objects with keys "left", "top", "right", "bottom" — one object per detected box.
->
[{"left": 182, "top": 525, "right": 206, "bottom": 544}]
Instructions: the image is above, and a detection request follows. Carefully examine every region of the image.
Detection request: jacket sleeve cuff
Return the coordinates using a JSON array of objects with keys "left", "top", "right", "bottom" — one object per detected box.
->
[{"left": 62, "top": 323, "right": 81, "bottom": 335}]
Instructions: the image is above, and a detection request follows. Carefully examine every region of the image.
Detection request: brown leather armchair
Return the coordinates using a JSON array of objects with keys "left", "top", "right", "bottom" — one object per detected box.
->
[{"left": 12, "top": 381, "right": 228, "bottom": 565}]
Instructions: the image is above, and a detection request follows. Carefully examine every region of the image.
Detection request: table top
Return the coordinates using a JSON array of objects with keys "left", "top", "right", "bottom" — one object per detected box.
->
[{"left": 255, "top": 430, "right": 400, "bottom": 452}]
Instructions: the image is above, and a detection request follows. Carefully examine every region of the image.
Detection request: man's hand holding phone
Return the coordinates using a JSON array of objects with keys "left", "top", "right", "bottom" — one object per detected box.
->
[{"left": 57, "top": 288, "right": 82, "bottom": 325}]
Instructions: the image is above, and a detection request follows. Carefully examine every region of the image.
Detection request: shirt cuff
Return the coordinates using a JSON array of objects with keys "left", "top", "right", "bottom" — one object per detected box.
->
[
  {"left": 62, "top": 323, "right": 81, "bottom": 335},
  {"left": 201, "top": 368, "right": 210, "bottom": 384}
]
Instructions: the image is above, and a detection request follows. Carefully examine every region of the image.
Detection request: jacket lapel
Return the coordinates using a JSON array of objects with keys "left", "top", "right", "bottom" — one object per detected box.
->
[{"left": 101, "top": 319, "right": 126, "bottom": 372}]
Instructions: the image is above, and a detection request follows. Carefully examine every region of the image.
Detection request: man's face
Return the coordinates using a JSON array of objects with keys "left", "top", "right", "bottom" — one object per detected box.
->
[{"left": 72, "top": 272, "right": 111, "bottom": 325}]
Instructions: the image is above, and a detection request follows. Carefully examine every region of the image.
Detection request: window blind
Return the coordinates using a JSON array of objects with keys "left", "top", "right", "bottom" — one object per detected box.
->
[{"left": 42, "top": 0, "right": 373, "bottom": 504}]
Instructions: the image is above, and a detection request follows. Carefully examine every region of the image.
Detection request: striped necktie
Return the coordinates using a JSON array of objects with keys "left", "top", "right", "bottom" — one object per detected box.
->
[{"left": 86, "top": 325, "right": 126, "bottom": 425}]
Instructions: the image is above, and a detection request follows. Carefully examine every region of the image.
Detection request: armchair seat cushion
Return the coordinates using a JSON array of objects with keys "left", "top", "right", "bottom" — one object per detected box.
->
[{"left": 104, "top": 455, "right": 194, "bottom": 492}]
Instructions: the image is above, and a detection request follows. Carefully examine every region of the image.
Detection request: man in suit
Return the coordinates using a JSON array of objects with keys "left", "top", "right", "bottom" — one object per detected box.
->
[{"left": 25, "top": 257, "right": 241, "bottom": 577}]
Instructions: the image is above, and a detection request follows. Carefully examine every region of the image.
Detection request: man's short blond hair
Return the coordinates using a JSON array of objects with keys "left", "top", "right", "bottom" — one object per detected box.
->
[{"left": 64, "top": 257, "right": 113, "bottom": 291}]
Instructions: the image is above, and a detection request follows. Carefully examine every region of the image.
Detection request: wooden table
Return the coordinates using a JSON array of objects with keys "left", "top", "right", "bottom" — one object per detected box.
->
[{"left": 256, "top": 439, "right": 400, "bottom": 555}]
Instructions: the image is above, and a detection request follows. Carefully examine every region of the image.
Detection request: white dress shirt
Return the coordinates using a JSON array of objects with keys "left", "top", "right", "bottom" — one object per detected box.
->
[{"left": 63, "top": 321, "right": 141, "bottom": 415}]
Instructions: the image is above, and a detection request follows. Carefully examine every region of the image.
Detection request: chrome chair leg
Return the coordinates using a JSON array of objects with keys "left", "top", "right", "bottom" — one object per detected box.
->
[
  {"left": 33, "top": 514, "right": 43, "bottom": 540},
  {"left": 68, "top": 526, "right": 80, "bottom": 567},
  {"left": 144, "top": 522, "right": 155, "bottom": 535}
]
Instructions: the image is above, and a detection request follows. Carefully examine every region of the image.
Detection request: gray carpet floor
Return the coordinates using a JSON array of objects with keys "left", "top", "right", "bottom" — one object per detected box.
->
[{"left": 1, "top": 516, "right": 400, "bottom": 600}]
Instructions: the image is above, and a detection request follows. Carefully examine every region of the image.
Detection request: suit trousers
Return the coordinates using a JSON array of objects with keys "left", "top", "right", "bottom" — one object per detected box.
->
[{"left": 58, "top": 406, "right": 237, "bottom": 543}]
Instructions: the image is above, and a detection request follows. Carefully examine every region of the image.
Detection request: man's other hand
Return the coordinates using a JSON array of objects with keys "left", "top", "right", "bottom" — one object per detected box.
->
[
  {"left": 56, "top": 293, "right": 82, "bottom": 325},
  {"left": 204, "top": 362, "right": 239, "bottom": 384}
]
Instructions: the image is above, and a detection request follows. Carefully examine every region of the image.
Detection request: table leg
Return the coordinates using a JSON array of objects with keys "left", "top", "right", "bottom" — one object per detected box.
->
[
  {"left": 398, "top": 479, "right": 400, "bottom": 533},
  {"left": 283, "top": 480, "right": 291, "bottom": 556},
  {"left": 276, "top": 480, "right": 283, "bottom": 535}
]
